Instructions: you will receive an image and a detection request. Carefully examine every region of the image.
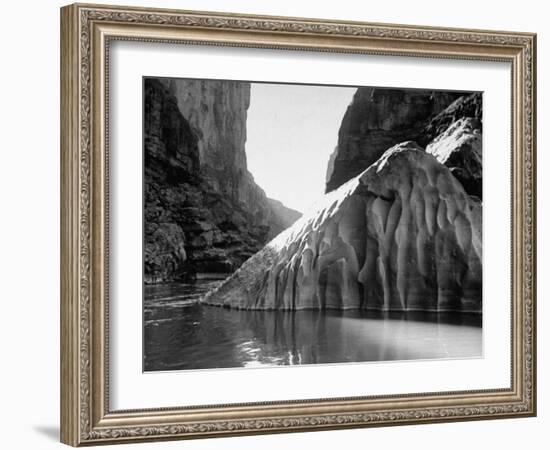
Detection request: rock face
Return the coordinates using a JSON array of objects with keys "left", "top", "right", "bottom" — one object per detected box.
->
[
  {"left": 265, "top": 198, "right": 303, "bottom": 240},
  {"left": 144, "top": 78, "right": 301, "bottom": 283},
  {"left": 161, "top": 79, "right": 253, "bottom": 205},
  {"left": 325, "top": 88, "right": 462, "bottom": 193},
  {"left": 421, "top": 92, "right": 483, "bottom": 198},
  {"left": 203, "top": 142, "right": 482, "bottom": 313},
  {"left": 426, "top": 117, "right": 482, "bottom": 199},
  {"left": 419, "top": 92, "right": 482, "bottom": 147}
]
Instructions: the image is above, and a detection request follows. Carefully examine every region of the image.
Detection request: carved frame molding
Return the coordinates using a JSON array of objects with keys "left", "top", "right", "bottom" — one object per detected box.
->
[{"left": 60, "top": 3, "right": 536, "bottom": 446}]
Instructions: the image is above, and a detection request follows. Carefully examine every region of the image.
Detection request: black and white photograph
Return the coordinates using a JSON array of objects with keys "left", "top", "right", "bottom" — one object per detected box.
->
[
  {"left": 143, "top": 77, "right": 483, "bottom": 372},
  {"left": 0, "top": 0, "right": 544, "bottom": 447}
]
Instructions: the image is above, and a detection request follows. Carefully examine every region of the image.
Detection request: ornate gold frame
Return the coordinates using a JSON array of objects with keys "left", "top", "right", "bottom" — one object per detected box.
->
[{"left": 60, "top": 3, "right": 537, "bottom": 446}]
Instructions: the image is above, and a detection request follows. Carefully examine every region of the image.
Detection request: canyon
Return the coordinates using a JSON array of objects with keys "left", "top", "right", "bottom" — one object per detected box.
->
[
  {"left": 144, "top": 79, "right": 483, "bottom": 313},
  {"left": 144, "top": 78, "right": 300, "bottom": 283},
  {"left": 203, "top": 87, "right": 483, "bottom": 312}
]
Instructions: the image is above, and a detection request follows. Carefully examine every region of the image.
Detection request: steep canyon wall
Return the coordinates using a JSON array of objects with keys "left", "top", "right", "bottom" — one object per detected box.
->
[{"left": 144, "top": 78, "right": 300, "bottom": 283}]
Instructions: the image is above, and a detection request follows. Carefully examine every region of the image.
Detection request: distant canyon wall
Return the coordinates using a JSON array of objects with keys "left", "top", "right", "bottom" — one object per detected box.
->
[{"left": 144, "top": 78, "right": 300, "bottom": 283}]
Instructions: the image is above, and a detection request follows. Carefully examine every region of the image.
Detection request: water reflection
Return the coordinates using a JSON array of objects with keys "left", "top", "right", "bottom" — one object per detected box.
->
[{"left": 144, "top": 282, "right": 482, "bottom": 372}]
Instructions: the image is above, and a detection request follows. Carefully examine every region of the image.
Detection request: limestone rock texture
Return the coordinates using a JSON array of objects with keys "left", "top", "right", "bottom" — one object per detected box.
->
[
  {"left": 419, "top": 92, "right": 482, "bottom": 147},
  {"left": 203, "top": 142, "right": 482, "bottom": 313},
  {"left": 325, "top": 88, "right": 462, "bottom": 193},
  {"left": 426, "top": 117, "right": 482, "bottom": 199},
  {"left": 144, "top": 78, "right": 301, "bottom": 283},
  {"left": 161, "top": 79, "right": 252, "bottom": 204}
]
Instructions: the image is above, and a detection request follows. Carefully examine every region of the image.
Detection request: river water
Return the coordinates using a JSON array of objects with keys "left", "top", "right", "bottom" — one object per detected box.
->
[{"left": 144, "top": 280, "right": 482, "bottom": 372}]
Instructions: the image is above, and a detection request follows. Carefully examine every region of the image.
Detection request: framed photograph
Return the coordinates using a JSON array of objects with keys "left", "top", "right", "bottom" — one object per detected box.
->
[{"left": 60, "top": 3, "right": 537, "bottom": 446}]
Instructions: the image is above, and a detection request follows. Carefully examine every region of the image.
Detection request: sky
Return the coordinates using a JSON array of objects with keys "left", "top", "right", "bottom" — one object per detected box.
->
[{"left": 245, "top": 83, "right": 356, "bottom": 213}]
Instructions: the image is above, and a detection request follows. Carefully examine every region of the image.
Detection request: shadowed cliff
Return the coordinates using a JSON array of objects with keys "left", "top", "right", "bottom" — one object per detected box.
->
[
  {"left": 144, "top": 78, "right": 301, "bottom": 283},
  {"left": 325, "top": 88, "right": 462, "bottom": 193},
  {"left": 325, "top": 88, "right": 482, "bottom": 198}
]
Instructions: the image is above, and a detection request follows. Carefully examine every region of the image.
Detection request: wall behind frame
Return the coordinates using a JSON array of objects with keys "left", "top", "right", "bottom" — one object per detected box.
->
[{"left": 0, "top": 0, "right": 545, "bottom": 449}]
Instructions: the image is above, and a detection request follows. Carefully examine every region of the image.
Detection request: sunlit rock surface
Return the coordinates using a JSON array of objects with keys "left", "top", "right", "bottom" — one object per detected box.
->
[
  {"left": 204, "top": 142, "right": 482, "bottom": 312},
  {"left": 426, "top": 117, "right": 482, "bottom": 199}
]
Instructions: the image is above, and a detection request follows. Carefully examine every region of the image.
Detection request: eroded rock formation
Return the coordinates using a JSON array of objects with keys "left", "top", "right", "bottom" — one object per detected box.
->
[
  {"left": 325, "top": 88, "right": 462, "bottom": 193},
  {"left": 144, "top": 78, "right": 301, "bottom": 283},
  {"left": 203, "top": 142, "right": 482, "bottom": 312}
]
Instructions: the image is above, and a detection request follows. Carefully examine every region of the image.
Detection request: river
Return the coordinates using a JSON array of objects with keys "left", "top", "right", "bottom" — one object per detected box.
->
[{"left": 144, "top": 280, "right": 482, "bottom": 372}]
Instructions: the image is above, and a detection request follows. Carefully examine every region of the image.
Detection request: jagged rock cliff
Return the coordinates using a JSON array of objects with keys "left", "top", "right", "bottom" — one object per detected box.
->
[
  {"left": 419, "top": 92, "right": 482, "bottom": 147},
  {"left": 426, "top": 117, "right": 482, "bottom": 199},
  {"left": 422, "top": 93, "right": 483, "bottom": 198},
  {"left": 203, "top": 142, "right": 482, "bottom": 312},
  {"left": 161, "top": 79, "right": 251, "bottom": 203},
  {"left": 144, "top": 78, "right": 300, "bottom": 283},
  {"left": 325, "top": 88, "right": 462, "bottom": 193}
]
